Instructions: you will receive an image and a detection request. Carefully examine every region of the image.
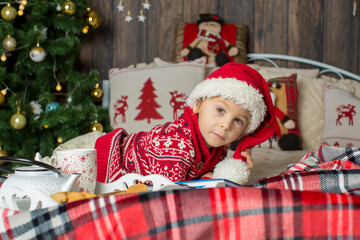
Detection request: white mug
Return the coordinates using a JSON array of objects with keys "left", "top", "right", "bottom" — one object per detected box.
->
[{"left": 50, "top": 149, "right": 97, "bottom": 193}]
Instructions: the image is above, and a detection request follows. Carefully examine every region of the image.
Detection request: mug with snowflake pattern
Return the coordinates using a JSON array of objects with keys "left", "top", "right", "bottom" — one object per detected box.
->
[{"left": 50, "top": 149, "right": 97, "bottom": 193}]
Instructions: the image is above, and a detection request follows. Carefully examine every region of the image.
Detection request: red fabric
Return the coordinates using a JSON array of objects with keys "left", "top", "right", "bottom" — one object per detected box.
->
[
  {"left": 95, "top": 107, "right": 227, "bottom": 183},
  {"left": 182, "top": 23, "right": 237, "bottom": 62}
]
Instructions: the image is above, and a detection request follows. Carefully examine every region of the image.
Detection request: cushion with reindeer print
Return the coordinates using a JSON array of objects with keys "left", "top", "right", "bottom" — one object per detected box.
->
[
  {"left": 109, "top": 58, "right": 206, "bottom": 134},
  {"left": 321, "top": 84, "right": 360, "bottom": 147}
]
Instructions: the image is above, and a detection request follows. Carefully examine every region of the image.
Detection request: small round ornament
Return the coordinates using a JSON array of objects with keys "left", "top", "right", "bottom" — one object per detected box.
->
[
  {"left": 1, "top": 53, "right": 7, "bottom": 62},
  {"left": 29, "top": 45, "right": 46, "bottom": 62},
  {"left": 3, "top": 35, "right": 17, "bottom": 51},
  {"left": 0, "top": 91, "right": 5, "bottom": 105},
  {"left": 56, "top": 82, "right": 62, "bottom": 91},
  {"left": 57, "top": 137, "right": 63, "bottom": 143},
  {"left": 90, "top": 120, "right": 103, "bottom": 132},
  {"left": 0, "top": 147, "right": 7, "bottom": 164},
  {"left": 45, "top": 101, "right": 60, "bottom": 112},
  {"left": 10, "top": 111, "right": 27, "bottom": 129},
  {"left": 1, "top": 4, "right": 17, "bottom": 21},
  {"left": 61, "top": 1, "right": 76, "bottom": 16},
  {"left": 85, "top": 10, "right": 101, "bottom": 29},
  {"left": 91, "top": 83, "right": 103, "bottom": 101}
]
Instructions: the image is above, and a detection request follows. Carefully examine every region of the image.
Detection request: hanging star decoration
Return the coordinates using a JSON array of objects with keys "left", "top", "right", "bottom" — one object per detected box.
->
[
  {"left": 118, "top": 0, "right": 151, "bottom": 23},
  {"left": 125, "top": 10, "right": 133, "bottom": 22},
  {"left": 117, "top": 0, "right": 124, "bottom": 12},
  {"left": 143, "top": 0, "right": 151, "bottom": 10},
  {"left": 138, "top": 9, "right": 146, "bottom": 22}
]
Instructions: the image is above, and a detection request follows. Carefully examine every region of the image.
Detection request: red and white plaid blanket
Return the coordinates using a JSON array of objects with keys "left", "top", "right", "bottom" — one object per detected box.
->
[
  {"left": 1, "top": 186, "right": 360, "bottom": 239},
  {"left": 253, "top": 145, "right": 360, "bottom": 194},
  {"left": 1, "top": 145, "right": 360, "bottom": 239}
]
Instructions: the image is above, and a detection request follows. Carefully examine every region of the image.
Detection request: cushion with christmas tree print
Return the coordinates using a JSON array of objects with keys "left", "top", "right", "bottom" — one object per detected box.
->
[
  {"left": 109, "top": 58, "right": 206, "bottom": 134},
  {"left": 321, "top": 84, "right": 360, "bottom": 147}
]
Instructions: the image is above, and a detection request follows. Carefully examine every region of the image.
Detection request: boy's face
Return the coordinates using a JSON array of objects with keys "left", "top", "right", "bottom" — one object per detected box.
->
[{"left": 193, "top": 97, "right": 251, "bottom": 148}]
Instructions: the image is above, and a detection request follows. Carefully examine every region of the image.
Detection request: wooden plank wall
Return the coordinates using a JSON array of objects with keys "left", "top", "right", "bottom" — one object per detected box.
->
[{"left": 80, "top": 0, "right": 360, "bottom": 80}]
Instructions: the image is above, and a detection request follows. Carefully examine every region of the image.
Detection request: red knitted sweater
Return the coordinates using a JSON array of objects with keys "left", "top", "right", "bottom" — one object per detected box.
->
[{"left": 95, "top": 107, "right": 227, "bottom": 183}]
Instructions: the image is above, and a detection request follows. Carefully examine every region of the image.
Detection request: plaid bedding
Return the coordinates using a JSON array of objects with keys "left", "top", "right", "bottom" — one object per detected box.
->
[
  {"left": 1, "top": 145, "right": 360, "bottom": 239},
  {"left": 253, "top": 145, "right": 360, "bottom": 194},
  {"left": 1, "top": 186, "right": 360, "bottom": 240}
]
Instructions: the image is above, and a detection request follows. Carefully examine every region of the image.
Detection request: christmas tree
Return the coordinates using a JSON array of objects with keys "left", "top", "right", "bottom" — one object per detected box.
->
[
  {"left": 0, "top": 0, "right": 110, "bottom": 169},
  {"left": 135, "top": 78, "right": 163, "bottom": 124}
]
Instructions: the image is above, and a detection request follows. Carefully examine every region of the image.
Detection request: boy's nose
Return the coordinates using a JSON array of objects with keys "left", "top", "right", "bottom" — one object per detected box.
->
[{"left": 220, "top": 120, "right": 231, "bottom": 131}]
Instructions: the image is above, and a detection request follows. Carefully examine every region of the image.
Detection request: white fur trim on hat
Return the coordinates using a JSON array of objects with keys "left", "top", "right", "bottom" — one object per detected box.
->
[
  {"left": 212, "top": 158, "right": 250, "bottom": 184},
  {"left": 186, "top": 77, "right": 266, "bottom": 134}
]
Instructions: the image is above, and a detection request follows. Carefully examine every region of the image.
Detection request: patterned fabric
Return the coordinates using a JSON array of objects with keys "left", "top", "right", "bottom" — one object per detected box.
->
[
  {"left": 2, "top": 186, "right": 360, "bottom": 239},
  {"left": 253, "top": 145, "right": 360, "bottom": 194},
  {"left": 95, "top": 107, "right": 226, "bottom": 183}
]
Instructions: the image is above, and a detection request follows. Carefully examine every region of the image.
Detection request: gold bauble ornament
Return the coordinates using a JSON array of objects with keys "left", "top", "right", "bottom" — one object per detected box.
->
[
  {"left": 0, "top": 91, "right": 5, "bottom": 105},
  {"left": 91, "top": 83, "right": 103, "bottom": 101},
  {"left": 85, "top": 10, "right": 101, "bottom": 29},
  {"left": 0, "top": 149, "right": 7, "bottom": 164},
  {"left": 82, "top": 25, "right": 89, "bottom": 34},
  {"left": 61, "top": 1, "right": 76, "bottom": 16},
  {"left": 10, "top": 111, "right": 27, "bottom": 129},
  {"left": 0, "top": 149, "right": 6, "bottom": 157},
  {"left": 2, "top": 35, "right": 17, "bottom": 51},
  {"left": 1, "top": 4, "right": 17, "bottom": 21},
  {"left": 90, "top": 120, "right": 103, "bottom": 132}
]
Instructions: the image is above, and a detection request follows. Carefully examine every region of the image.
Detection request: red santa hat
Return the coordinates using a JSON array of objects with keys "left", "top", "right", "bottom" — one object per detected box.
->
[{"left": 186, "top": 62, "right": 276, "bottom": 184}]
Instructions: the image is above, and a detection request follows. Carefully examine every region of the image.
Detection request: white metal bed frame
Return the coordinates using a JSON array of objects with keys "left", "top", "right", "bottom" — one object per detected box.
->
[{"left": 247, "top": 53, "right": 360, "bottom": 82}]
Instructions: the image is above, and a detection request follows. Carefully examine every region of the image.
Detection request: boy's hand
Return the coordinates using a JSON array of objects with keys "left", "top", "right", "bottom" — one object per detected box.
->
[
  {"left": 241, "top": 148, "right": 253, "bottom": 169},
  {"left": 200, "top": 172, "right": 213, "bottom": 179}
]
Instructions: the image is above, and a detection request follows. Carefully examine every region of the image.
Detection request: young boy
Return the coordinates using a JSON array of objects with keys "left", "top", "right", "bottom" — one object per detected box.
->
[{"left": 95, "top": 62, "right": 276, "bottom": 184}]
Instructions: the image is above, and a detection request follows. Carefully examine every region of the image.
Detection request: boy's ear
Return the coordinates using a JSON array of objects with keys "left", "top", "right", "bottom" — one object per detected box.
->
[
  {"left": 192, "top": 105, "right": 200, "bottom": 113},
  {"left": 192, "top": 100, "right": 202, "bottom": 114}
]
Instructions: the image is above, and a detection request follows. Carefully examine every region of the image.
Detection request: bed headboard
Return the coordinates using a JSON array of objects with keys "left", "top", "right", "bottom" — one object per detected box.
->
[{"left": 247, "top": 54, "right": 360, "bottom": 82}]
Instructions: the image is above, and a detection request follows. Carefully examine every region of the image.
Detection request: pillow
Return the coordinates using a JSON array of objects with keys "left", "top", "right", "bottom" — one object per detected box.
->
[
  {"left": 267, "top": 74, "right": 302, "bottom": 150},
  {"left": 321, "top": 85, "right": 360, "bottom": 147},
  {"left": 173, "top": 22, "right": 248, "bottom": 64},
  {"left": 297, "top": 76, "right": 356, "bottom": 151},
  {"left": 254, "top": 65, "right": 320, "bottom": 79},
  {"left": 109, "top": 58, "right": 206, "bottom": 134}
]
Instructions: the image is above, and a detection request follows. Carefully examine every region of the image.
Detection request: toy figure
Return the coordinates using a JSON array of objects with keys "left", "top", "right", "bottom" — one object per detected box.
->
[
  {"left": 180, "top": 13, "right": 239, "bottom": 66},
  {"left": 268, "top": 78, "right": 302, "bottom": 150}
]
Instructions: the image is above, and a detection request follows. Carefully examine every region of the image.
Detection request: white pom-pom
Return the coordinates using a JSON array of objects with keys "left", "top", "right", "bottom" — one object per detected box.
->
[{"left": 213, "top": 158, "right": 250, "bottom": 185}]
